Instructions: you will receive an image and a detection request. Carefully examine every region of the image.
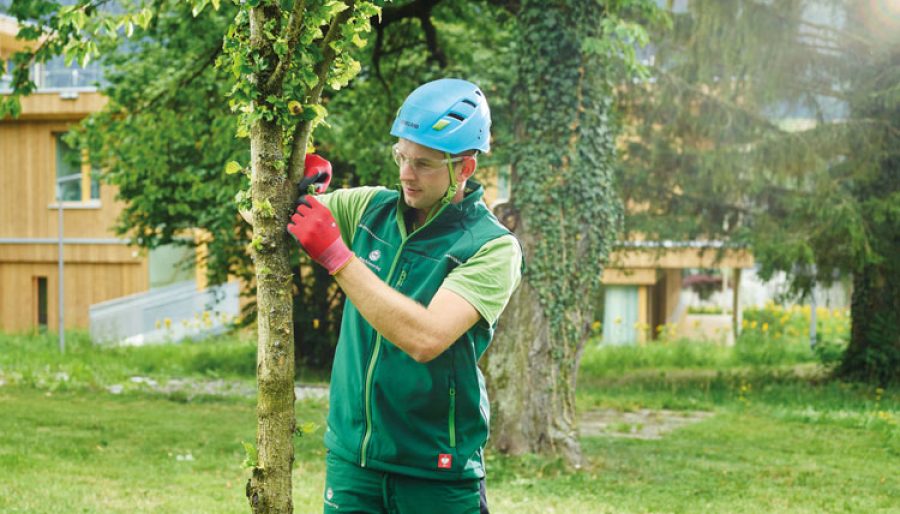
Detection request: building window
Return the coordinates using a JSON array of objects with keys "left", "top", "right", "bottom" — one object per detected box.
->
[
  {"left": 34, "top": 55, "right": 104, "bottom": 90},
  {"left": 0, "top": 58, "right": 12, "bottom": 91},
  {"left": 35, "top": 276, "right": 48, "bottom": 331},
  {"left": 55, "top": 133, "right": 100, "bottom": 203}
]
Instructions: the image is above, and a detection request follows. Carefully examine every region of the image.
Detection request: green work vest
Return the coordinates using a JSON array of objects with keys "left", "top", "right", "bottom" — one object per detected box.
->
[{"left": 324, "top": 181, "right": 514, "bottom": 481}]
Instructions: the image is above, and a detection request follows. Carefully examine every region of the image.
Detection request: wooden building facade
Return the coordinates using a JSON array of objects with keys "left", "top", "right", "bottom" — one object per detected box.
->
[{"left": 1, "top": 17, "right": 149, "bottom": 332}]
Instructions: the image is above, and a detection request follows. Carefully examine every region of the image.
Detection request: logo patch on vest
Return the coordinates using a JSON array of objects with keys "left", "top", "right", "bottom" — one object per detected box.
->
[
  {"left": 368, "top": 249, "right": 381, "bottom": 262},
  {"left": 324, "top": 487, "right": 339, "bottom": 509},
  {"left": 438, "top": 454, "right": 452, "bottom": 469}
]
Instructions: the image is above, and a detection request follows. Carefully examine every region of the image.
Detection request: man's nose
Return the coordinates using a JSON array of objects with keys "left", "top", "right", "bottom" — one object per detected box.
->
[{"left": 398, "top": 160, "right": 416, "bottom": 181}]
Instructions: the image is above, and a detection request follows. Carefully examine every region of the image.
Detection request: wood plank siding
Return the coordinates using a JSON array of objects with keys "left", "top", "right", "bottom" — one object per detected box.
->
[{"left": 1, "top": 92, "right": 149, "bottom": 332}]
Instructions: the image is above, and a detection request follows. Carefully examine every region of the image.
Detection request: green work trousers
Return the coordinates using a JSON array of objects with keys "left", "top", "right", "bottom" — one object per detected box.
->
[{"left": 323, "top": 451, "right": 484, "bottom": 514}]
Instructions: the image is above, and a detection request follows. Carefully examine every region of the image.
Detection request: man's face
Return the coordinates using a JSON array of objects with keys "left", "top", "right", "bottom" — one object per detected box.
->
[{"left": 395, "top": 138, "right": 455, "bottom": 213}]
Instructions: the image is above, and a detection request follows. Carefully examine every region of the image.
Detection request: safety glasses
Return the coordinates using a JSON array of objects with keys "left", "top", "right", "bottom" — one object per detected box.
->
[{"left": 391, "top": 144, "right": 468, "bottom": 175}]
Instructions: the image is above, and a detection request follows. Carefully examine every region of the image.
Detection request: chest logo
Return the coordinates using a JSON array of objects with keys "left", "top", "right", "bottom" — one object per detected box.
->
[
  {"left": 438, "top": 454, "right": 452, "bottom": 469},
  {"left": 368, "top": 250, "right": 382, "bottom": 262}
]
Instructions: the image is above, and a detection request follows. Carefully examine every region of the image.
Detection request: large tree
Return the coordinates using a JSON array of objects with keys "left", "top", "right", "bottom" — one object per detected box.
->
[
  {"left": 619, "top": 0, "right": 899, "bottom": 384},
  {"left": 482, "top": 0, "right": 661, "bottom": 465}
]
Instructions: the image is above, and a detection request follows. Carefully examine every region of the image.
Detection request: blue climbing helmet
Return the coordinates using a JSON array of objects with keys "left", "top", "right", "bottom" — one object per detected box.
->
[{"left": 390, "top": 78, "right": 491, "bottom": 154}]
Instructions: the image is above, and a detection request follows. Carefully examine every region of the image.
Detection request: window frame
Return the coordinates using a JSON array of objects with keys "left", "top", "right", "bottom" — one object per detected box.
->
[{"left": 49, "top": 132, "right": 102, "bottom": 209}]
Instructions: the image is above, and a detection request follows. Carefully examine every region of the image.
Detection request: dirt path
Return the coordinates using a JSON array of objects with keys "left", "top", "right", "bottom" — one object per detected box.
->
[{"left": 580, "top": 408, "right": 714, "bottom": 439}]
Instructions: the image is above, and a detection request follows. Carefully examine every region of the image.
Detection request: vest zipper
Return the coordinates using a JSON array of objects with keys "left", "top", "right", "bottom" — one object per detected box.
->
[
  {"left": 359, "top": 259, "right": 403, "bottom": 467},
  {"left": 448, "top": 380, "right": 457, "bottom": 448},
  {"left": 360, "top": 201, "right": 453, "bottom": 468}
]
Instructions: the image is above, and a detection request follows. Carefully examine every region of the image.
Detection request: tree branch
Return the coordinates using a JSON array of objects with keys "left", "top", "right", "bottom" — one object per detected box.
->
[
  {"left": 379, "top": 0, "right": 441, "bottom": 24},
  {"left": 371, "top": 23, "right": 392, "bottom": 97},
  {"left": 136, "top": 43, "right": 222, "bottom": 114},
  {"left": 287, "top": 0, "right": 356, "bottom": 183},
  {"left": 376, "top": 0, "right": 444, "bottom": 67},
  {"left": 418, "top": 10, "right": 446, "bottom": 68},
  {"left": 265, "top": 0, "right": 307, "bottom": 91}
]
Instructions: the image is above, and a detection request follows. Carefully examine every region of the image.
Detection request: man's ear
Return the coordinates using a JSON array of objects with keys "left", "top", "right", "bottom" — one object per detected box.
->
[{"left": 459, "top": 156, "right": 477, "bottom": 181}]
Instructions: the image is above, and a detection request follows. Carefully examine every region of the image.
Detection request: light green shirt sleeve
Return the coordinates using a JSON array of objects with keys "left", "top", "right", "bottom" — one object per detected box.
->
[
  {"left": 316, "top": 186, "right": 388, "bottom": 246},
  {"left": 441, "top": 234, "right": 523, "bottom": 326}
]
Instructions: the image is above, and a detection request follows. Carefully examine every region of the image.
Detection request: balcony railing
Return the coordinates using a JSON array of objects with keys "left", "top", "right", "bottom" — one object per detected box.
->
[{"left": 0, "top": 59, "right": 104, "bottom": 93}]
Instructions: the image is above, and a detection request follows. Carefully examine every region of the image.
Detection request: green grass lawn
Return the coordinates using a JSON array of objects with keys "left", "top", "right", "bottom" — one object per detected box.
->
[{"left": 0, "top": 333, "right": 897, "bottom": 513}]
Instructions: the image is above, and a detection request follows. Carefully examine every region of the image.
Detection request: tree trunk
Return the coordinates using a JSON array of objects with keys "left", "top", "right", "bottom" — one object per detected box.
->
[
  {"left": 483, "top": 276, "right": 586, "bottom": 466},
  {"left": 482, "top": 0, "right": 618, "bottom": 467},
  {"left": 245, "top": 5, "right": 297, "bottom": 514},
  {"left": 839, "top": 262, "right": 900, "bottom": 385}
]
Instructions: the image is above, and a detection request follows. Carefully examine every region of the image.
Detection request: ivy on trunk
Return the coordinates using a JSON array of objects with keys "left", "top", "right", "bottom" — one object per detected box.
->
[{"left": 484, "top": 0, "right": 657, "bottom": 465}]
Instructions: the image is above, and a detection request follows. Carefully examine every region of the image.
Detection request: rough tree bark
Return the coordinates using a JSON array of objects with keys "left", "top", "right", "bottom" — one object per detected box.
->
[
  {"left": 245, "top": 3, "right": 296, "bottom": 512},
  {"left": 840, "top": 262, "right": 900, "bottom": 384},
  {"left": 483, "top": 226, "right": 586, "bottom": 464},
  {"left": 482, "top": 0, "right": 620, "bottom": 467},
  {"left": 243, "top": 1, "right": 367, "bottom": 511}
]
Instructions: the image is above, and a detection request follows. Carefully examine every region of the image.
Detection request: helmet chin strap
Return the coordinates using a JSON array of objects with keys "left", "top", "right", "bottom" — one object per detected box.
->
[
  {"left": 442, "top": 153, "right": 459, "bottom": 204},
  {"left": 423, "top": 154, "right": 458, "bottom": 222}
]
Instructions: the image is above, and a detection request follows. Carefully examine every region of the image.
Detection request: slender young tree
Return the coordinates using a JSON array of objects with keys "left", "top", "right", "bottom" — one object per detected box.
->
[{"left": 3, "top": 1, "right": 382, "bottom": 511}]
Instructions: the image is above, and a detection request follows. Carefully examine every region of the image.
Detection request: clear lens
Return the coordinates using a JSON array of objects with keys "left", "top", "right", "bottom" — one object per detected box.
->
[{"left": 392, "top": 144, "right": 464, "bottom": 175}]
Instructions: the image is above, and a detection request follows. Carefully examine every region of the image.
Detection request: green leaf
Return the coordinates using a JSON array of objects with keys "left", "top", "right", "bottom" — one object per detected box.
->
[
  {"left": 224, "top": 161, "right": 243, "bottom": 175},
  {"left": 241, "top": 441, "right": 258, "bottom": 468},
  {"left": 136, "top": 8, "right": 154, "bottom": 30},
  {"left": 253, "top": 198, "right": 275, "bottom": 218},
  {"left": 325, "top": 1, "right": 350, "bottom": 17},
  {"left": 295, "top": 421, "right": 320, "bottom": 438},
  {"left": 192, "top": 0, "right": 208, "bottom": 18}
]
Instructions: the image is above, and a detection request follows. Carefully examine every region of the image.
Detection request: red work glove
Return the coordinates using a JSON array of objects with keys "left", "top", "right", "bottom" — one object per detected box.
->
[
  {"left": 287, "top": 196, "right": 353, "bottom": 275},
  {"left": 298, "top": 154, "right": 332, "bottom": 199}
]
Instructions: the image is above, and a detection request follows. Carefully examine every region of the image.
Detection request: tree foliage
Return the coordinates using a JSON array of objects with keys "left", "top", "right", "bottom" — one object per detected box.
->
[{"left": 620, "top": 0, "right": 899, "bottom": 383}]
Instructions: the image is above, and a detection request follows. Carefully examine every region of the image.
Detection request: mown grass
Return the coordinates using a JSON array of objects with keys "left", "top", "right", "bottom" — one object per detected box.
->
[{"left": 0, "top": 333, "right": 897, "bottom": 513}]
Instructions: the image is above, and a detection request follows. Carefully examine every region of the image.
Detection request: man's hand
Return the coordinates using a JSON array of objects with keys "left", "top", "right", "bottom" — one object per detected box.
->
[
  {"left": 287, "top": 196, "right": 353, "bottom": 275},
  {"left": 297, "top": 154, "right": 333, "bottom": 203}
]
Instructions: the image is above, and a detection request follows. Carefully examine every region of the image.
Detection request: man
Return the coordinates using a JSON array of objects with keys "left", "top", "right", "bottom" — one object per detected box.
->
[{"left": 287, "top": 78, "right": 522, "bottom": 514}]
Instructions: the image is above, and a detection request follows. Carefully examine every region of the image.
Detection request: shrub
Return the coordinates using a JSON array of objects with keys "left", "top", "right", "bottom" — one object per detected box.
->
[{"left": 739, "top": 302, "right": 849, "bottom": 367}]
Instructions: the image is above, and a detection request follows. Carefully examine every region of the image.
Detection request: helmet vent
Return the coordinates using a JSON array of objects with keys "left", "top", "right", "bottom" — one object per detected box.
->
[
  {"left": 447, "top": 112, "right": 466, "bottom": 121},
  {"left": 461, "top": 99, "right": 477, "bottom": 108}
]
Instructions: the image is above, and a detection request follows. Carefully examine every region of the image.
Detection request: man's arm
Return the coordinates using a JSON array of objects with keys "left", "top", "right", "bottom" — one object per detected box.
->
[{"left": 334, "top": 256, "right": 481, "bottom": 363}]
